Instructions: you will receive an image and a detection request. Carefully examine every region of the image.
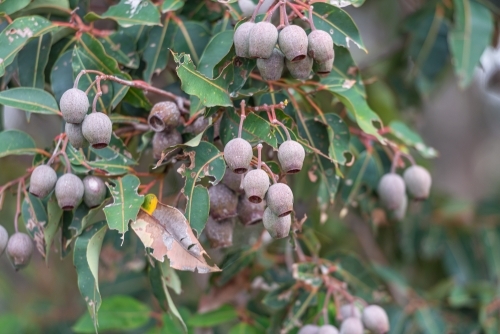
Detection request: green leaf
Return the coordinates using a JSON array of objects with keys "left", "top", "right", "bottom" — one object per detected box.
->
[
  {"left": 323, "top": 113, "right": 350, "bottom": 165},
  {"left": 0, "top": 88, "right": 59, "bottom": 115},
  {"left": 229, "top": 323, "right": 260, "bottom": 334},
  {"left": 18, "top": 34, "right": 52, "bottom": 88},
  {"left": 19, "top": 0, "right": 70, "bottom": 15},
  {"left": 389, "top": 120, "right": 438, "bottom": 158},
  {"left": 449, "top": 0, "right": 493, "bottom": 88},
  {"left": 320, "top": 45, "right": 361, "bottom": 93},
  {"left": 100, "top": 31, "right": 139, "bottom": 69},
  {"left": 0, "top": 130, "right": 37, "bottom": 158},
  {"left": 187, "top": 305, "right": 238, "bottom": 327},
  {"left": 44, "top": 195, "right": 63, "bottom": 264},
  {"left": 162, "top": 0, "right": 185, "bottom": 12},
  {"left": 72, "top": 294, "right": 151, "bottom": 333},
  {"left": 198, "top": 30, "right": 234, "bottom": 78},
  {"left": 172, "top": 21, "right": 211, "bottom": 65},
  {"left": 91, "top": 133, "right": 137, "bottom": 166},
  {"left": 220, "top": 108, "right": 277, "bottom": 148},
  {"left": 341, "top": 150, "right": 382, "bottom": 205},
  {"left": 0, "top": 16, "right": 57, "bottom": 77},
  {"left": 50, "top": 50, "right": 74, "bottom": 103},
  {"left": 330, "top": 0, "right": 366, "bottom": 7},
  {"left": 101, "top": 0, "right": 161, "bottom": 27},
  {"left": 0, "top": 0, "right": 31, "bottom": 15},
  {"left": 22, "top": 192, "right": 47, "bottom": 257},
  {"left": 292, "top": 263, "right": 323, "bottom": 287},
  {"left": 415, "top": 307, "right": 447, "bottom": 334},
  {"left": 142, "top": 15, "right": 175, "bottom": 82}
]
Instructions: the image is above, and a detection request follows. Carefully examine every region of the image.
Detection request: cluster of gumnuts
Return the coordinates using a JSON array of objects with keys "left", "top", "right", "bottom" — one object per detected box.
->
[
  {"left": 234, "top": 3, "right": 334, "bottom": 80},
  {"left": 299, "top": 303, "right": 389, "bottom": 334}
]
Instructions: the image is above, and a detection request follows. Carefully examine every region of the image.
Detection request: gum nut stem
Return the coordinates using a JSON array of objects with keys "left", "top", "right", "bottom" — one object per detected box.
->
[
  {"left": 340, "top": 318, "right": 364, "bottom": 334},
  {"left": 263, "top": 207, "right": 291, "bottom": 239},
  {"left": 29, "top": 165, "right": 57, "bottom": 198},
  {"left": 278, "top": 25, "right": 308, "bottom": 62},
  {"left": 313, "top": 58, "right": 334, "bottom": 76},
  {"left": 205, "top": 217, "right": 234, "bottom": 249},
  {"left": 65, "top": 122, "right": 86, "bottom": 149},
  {"left": 82, "top": 112, "right": 113, "bottom": 149},
  {"left": 6, "top": 232, "right": 33, "bottom": 270},
  {"left": 148, "top": 101, "right": 181, "bottom": 132},
  {"left": 55, "top": 173, "right": 84, "bottom": 210},
  {"left": 308, "top": 29, "right": 334, "bottom": 62},
  {"left": 234, "top": 21, "right": 255, "bottom": 58},
  {"left": 318, "top": 325, "right": 339, "bottom": 334},
  {"left": 243, "top": 169, "right": 270, "bottom": 203},
  {"left": 403, "top": 165, "right": 432, "bottom": 200},
  {"left": 237, "top": 195, "right": 266, "bottom": 225},
  {"left": 209, "top": 184, "right": 239, "bottom": 221},
  {"left": 286, "top": 56, "right": 313, "bottom": 80},
  {"left": 152, "top": 129, "right": 183, "bottom": 160},
  {"left": 224, "top": 138, "right": 253, "bottom": 174},
  {"left": 340, "top": 304, "right": 362, "bottom": 320},
  {"left": 377, "top": 173, "right": 406, "bottom": 210},
  {"left": 266, "top": 183, "right": 294, "bottom": 217},
  {"left": 60, "top": 88, "right": 89, "bottom": 124},
  {"left": 222, "top": 169, "right": 244, "bottom": 194},
  {"left": 83, "top": 176, "right": 107, "bottom": 208},
  {"left": 278, "top": 140, "right": 305, "bottom": 174},
  {"left": 257, "top": 48, "right": 285, "bottom": 81},
  {"left": 361, "top": 305, "right": 390, "bottom": 334},
  {"left": 248, "top": 21, "right": 279, "bottom": 59},
  {"left": 0, "top": 225, "right": 8, "bottom": 256},
  {"left": 298, "top": 324, "right": 320, "bottom": 334}
]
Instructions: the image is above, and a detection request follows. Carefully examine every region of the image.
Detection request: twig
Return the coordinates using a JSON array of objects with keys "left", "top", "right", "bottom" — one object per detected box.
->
[{"left": 13, "top": 181, "right": 23, "bottom": 233}]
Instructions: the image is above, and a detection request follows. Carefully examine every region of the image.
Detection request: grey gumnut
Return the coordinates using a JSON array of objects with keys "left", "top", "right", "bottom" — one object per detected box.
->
[
  {"left": 83, "top": 176, "right": 107, "bottom": 208},
  {"left": 313, "top": 58, "right": 334, "bottom": 76},
  {"left": 60, "top": 88, "right": 89, "bottom": 124},
  {"left": 286, "top": 56, "right": 313, "bottom": 80},
  {"left": 184, "top": 116, "right": 208, "bottom": 135},
  {"left": 0, "top": 225, "right": 8, "bottom": 256},
  {"left": 278, "top": 140, "right": 305, "bottom": 174},
  {"left": 339, "top": 304, "right": 362, "bottom": 320},
  {"left": 340, "top": 317, "right": 364, "bottom": 334},
  {"left": 65, "top": 122, "right": 86, "bottom": 149},
  {"left": 55, "top": 173, "right": 84, "bottom": 210},
  {"left": 222, "top": 169, "right": 244, "bottom": 194},
  {"left": 29, "top": 165, "right": 57, "bottom": 198},
  {"left": 403, "top": 165, "right": 432, "bottom": 200},
  {"left": 152, "top": 129, "right": 183, "bottom": 160},
  {"left": 361, "top": 305, "right": 390, "bottom": 334},
  {"left": 238, "top": 0, "right": 256, "bottom": 17},
  {"left": 205, "top": 217, "right": 234, "bottom": 249},
  {"left": 278, "top": 25, "right": 308, "bottom": 62},
  {"left": 237, "top": 195, "right": 265, "bottom": 225},
  {"left": 243, "top": 169, "right": 270, "bottom": 203},
  {"left": 6, "top": 232, "right": 33, "bottom": 270},
  {"left": 298, "top": 324, "right": 320, "bottom": 334},
  {"left": 318, "top": 325, "right": 340, "bottom": 334},
  {"left": 234, "top": 21, "right": 255, "bottom": 58},
  {"left": 377, "top": 173, "right": 406, "bottom": 210},
  {"left": 82, "top": 112, "right": 113, "bottom": 149},
  {"left": 248, "top": 21, "right": 279, "bottom": 59},
  {"left": 266, "top": 182, "right": 294, "bottom": 217},
  {"left": 224, "top": 138, "right": 253, "bottom": 174},
  {"left": 392, "top": 194, "right": 407, "bottom": 222},
  {"left": 209, "top": 184, "right": 238, "bottom": 221},
  {"left": 257, "top": 48, "right": 285, "bottom": 81},
  {"left": 263, "top": 207, "right": 291, "bottom": 239},
  {"left": 148, "top": 101, "right": 181, "bottom": 132},
  {"left": 308, "top": 29, "right": 334, "bottom": 62}
]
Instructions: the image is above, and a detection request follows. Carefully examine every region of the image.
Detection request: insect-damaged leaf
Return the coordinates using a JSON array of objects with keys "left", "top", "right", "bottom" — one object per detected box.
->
[{"left": 21, "top": 192, "right": 47, "bottom": 258}]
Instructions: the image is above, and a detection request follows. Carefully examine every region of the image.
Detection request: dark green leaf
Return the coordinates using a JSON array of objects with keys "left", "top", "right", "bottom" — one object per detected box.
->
[
  {"left": 0, "top": 130, "right": 37, "bottom": 158},
  {"left": 100, "top": 31, "right": 139, "bottom": 69},
  {"left": 198, "top": 30, "right": 234, "bottom": 78},
  {"left": 415, "top": 307, "right": 447, "bottom": 334},
  {"left": 44, "top": 195, "right": 63, "bottom": 264},
  {"left": 162, "top": 0, "right": 185, "bottom": 12},
  {"left": 142, "top": 15, "right": 175, "bottom": 82},
  {"left": 220, "top": 108, "right": 277, "bottom": 148},
  {"left": 229, "top": 323, "right": 260, "bottom": 334},
  {"left": 187, "top": 305, "right": 238, "bottom": 327},
  {"left": 341, "top": 150, "right": 382, "bottom": 204},
  {"left": 22, "top": 192, "right": 47, "bottom": 258},
  {"left": 0, "top": 0, "right": 31, "bottom": 15},
  {"left": 100, "top": 0, "right": 161, "bottom": 27},
  {"left": 323, "top": 113, "right": 350, "bottom": 165},
  {"left": 389, "top": 120, "right": 438, "bottom": 158},
  {"left": 172, "top": 21, "right": 211, "bottom": 65},
  {"left": 50, "top": 50, "right": 74, "bottom": 103},
  {"left": 0, "top": 88, "right": 60, "bottom": 115},
  {"left": 18, "top": 34, "right": 52, "bottom": 88}
]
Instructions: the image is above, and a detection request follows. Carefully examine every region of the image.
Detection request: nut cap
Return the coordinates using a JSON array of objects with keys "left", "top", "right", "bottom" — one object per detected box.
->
[
  {"left": 60, "top": 88, "right": 89, "bottom": 124},
  {"left": 403, "top": 165, "right": 431, "bottom": 200},
  {"left": 308, "top": 29, "right": 334, "bottom": 62},
  {"left": 266, "top": 183, "right": 294, "bottom": 217},
  {"left": 278, "top": 25, "right": 308, "bottom": 62},
  {"left": 65, "top": 122, "right": 86, "bottom": 149},
  {"left": 340, "top": 317, "right": 363, "bottom": 334},
  {"left": 377, "top": 173, "right": 406, "bottom": 210},
  {"left": 237, "top": 195, "right": 265, "bottom": 225},
  {"left": 278, "top": 140, "right": 305, "bottom": 174},
  {"left": 55, "top": 173, "right": 84, "bottom": 210},
  {"left": 361, "top": 305, "right": 390, "bottom": 334},
  {"left": 286, "top": 56, "right": 313, "bottom": 80},
  {"left": 205, "top": 217, "right": 234, "bottom": 249},
  {"left": 224, "top": 138, "right": 253, "bottom": 174},
  {"left": 257, "top": 48, "right": 285, "bottom": 81},
  {"left": 83, "top": 176, "right": 107, "bottom": 208},
  {"left": 248, "top": 22, "right": 279, "bottom": 59},
  {"left": 148, "top": 101, "right": 181, "bottom": 132},
  {"left": 6, "top": 232, "right": 33, "bottom": 270},
  {"left": 243, "top": 169, "right": 270, "bottom": 203},
  {"left": 29, "top": 165, "right": 57, "bottom": 198},
  {"left": 152, "top": 129, "right": 183, "bottom": 160},
  {"left": 234, "top": 21, "right": 255, "bottom": 58},
  {"left": 82, "top": 112, "right": 113, "bottom": 149},
  {"left": 263, "top": 207, "right": 291, "bottom": 239},
  {"left": 209, "top": 184, "right": 238, "bottom": 221},
  {"left": 0, "top": 225, "right": 8, "bottom": 256}
]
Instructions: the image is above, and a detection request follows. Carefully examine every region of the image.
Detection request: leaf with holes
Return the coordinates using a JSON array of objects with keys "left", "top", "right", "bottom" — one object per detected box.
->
[
  {"left": 21, "top": 193, "right": 47, "bottom": 258},
  {"left": 100, "top": 0, "right": 161, "bottom": 27}
]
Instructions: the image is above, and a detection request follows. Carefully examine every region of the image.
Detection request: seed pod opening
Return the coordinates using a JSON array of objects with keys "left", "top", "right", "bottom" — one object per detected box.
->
[
  {"left": 65, "top": 122, "right": 86, "bottom": 149},
  {"left": 403, "top": 165, "right": 431, "bottom": 200},
  {"left": 263, "top": 207, "right": 291, "bottom": 239},
  {"left": 340, "top": 317, "right": 364, "bottom": 334},
  {"left": 234, "top": 21, "right": 255, "bottom": 58},
  {"left": 237, "top": 195, "right": 265, "bottom": 226},
  {"left": 308, "top": 29, "right": 334, "bottom": 63},
  {"left": 6, "top": 232, "right": 33, "bottom": 270},
  {"left": 83, "top": 176, "right": 107, "bottom": 208},
  {"left": 318, "top": 324, "right": 339, "bottom": 334},
  {"left": 377, "top": 173, "right": 406, "bottom": 210},
  {"left": 257, "top": 48, "right": 285, "bottom": 81},
  {"left": 248, "top": 21, "right": 279, "bottom": 59},
  {"left": 152, "top": 129, "right": 183, "bottom": 160},
  {"left": 361, "top": 305, "right": 390, "bottom": 334},
  {"left": 266, "top": 183, "right": 294, "bottom": 217},
  {"left": 82, "top": 112, "right": 113, "bottom": 149},
  {"left": 298, "top": 324, "right": 320, "bottom": 334},
  {"left": 209, "top": 184, "right": 238, "bottom": 221},
  {"left": 29, "top": 165, "right": 57, "bottom": 198},
  {"left": 243, "top": 169, "right": 270, "bottom": 203},
  {"left": 313, "top": 58, "right": 334, "bottom": 76},
  {"left": 60, "top": 88, "right": 90, "bottom": 124},
  {"left": 278, "top": 140, "right": 305, "bottom": 174},
  {"left": 55, "top": 173, "right": 84, "bottom": 210},
  {"left": 148, "top": 101, "right": 181, "bottom": 132},
  {"left": 286, "top": 56, "right": 313, "bottom": 80},
  {"left": 0, "top": 225, "right": 8, "bottom": 256},
  {"left": 205, "top": 217, "right": 234, "bottom": 249},
  {"left": 224, "top": 138, "right": 253, "bottom": 174},
  {"left": 278, "top": 25, "right": 308, "bottom": 62},
  {"left": 222, "top": 169, "right": 244, "bottom": 194}
]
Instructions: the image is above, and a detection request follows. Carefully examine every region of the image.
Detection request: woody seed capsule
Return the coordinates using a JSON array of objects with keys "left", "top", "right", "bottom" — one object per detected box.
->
[
  {"left": 377, "top": 173, "right": 406, "bottom": 210},
  {"left": 257, "top": 48, "right": 285, "bottom": 81},
  {"left": 234, "top": 21, "right": 255, "bottom": 58},
  {"left": 263, "top": 207, "right": 291, "bottom": 239},
  {"left": 209, "top": 184, "right": 238, "bottom": 221},
  {"left": 278, "top": 140, "right": 305, "bottom": 174},
  {"left": 82, "top": 112, "right": 113, "bottom": 149},
  {"left": 237, "top": 195, "right": 265, "bottom": 226},
  {"left": 286, "top": 56, "right": 313, "bottom": 80},
  {"left": 248, "top": 22, "right": 279, "bottom": 59},
  {"left": 6, "top": 232, "right": 33, "bottom": 270},
  {"left": 266, "top": 182, "right": 294, "bottom": 217},
  {"left": 29, "top": 165, "right": 57, "bottom": 198},
  {"left": 55, "top": 173, "right": 84, "bottom": 210},
  {"left": 308, "top": 29, "right": 334, "bottom": 63},
  {"left": 65, "top": 122, "right": 86, "bottom": 149},
  {"left": 205, "top": 217, "right": 234, "bottom": 249},
  {"left": 243, "top": 169, "right": 270, "bottom": 203},
  {"left": 60, "top": 88, "right": 89, "bottom": 124},
  {"left": 224, "top": 138, "right": 253, "bottom": 174},
  {"left": 148, "top": 101, "right": 181, "bottom": 132},
  {"left": 83, "top": 176, "right": 107, "bottom": 208},
  {"left": 278, "top": 25, "right": 308, "bottom": 62}
]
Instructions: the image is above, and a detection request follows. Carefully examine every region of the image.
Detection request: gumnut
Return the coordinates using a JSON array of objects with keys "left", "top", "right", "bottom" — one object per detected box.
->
[
  {"left": 238, "top": 0, "right": 256, "bottom": 17},
  {"left": 278, "top": 140, "right": 305, "bottom": 174},
  {"left": 266, "top": 182, "right": 294, "bottom": 217},
  {"left": 403, "top": 165, "right": 432, "bottom": 200},
  {"left": 248, "top": 21, "right": 279, "bottom": 59},
  {"left": 152, "top": 129, "right": 183, "bottom": 160},
  {"left": 209, "top": 184, "right": 238, "bottom": 221},
  {"left": 263, "top": 207, "right": 291, "bottom": 239},
  {"left": 82, "top": 112, "right": 113, "bottom": 149},
  {"left": 257, "top": 48, "right": 285, "bottom": 81},
  {"left": 361, "top": 305, "right": 390, "bottom": 334},
  {"left": 278, "top": 25, "right": 308, "bottom": 62},
  {"left": 318, "top": 325, "right": 339, "bottom": 334},
  {"left": 222, "top": 169, "right": 244, "bottom": 194},
  {"left": 29, "top": 165, "right": 57, "bottom": 198},
  {"left": 205, "top": 217, "right": 234, "bottom": 249},
  {"left": 339, "top": 304, "right": 362, "bottom": 320},
  {"left": 0, "top": 225, "right": 8, "bottom": 256},
  {"left": 55, "top": 173, "right": 84, "bottom": 210},
  {"left": 148, "top": 101, "right": 181, "bottom": 132},
  {"left": 83, "top": 176, "right": 107, "bottom": 208},
  {"left": 234, "top": 21, "right": 255, "bottom": 58},
  {"left": 237, "top": 195, "right": 265, "bottom": 226},
  {"left": 377, "top": 173, "right": 406, "bottom": 210},
  {"left": 60, "top": 88, "right": 89, "bottom": 124},
  {"left": 65, "top": 122, "right": 86, "bottom": 149},
  {"left": 308, "top": 29, "right": 334, "bottom": 63},
  {"left": 243, "top": 169, "right": 270, "bottom": 203},
  {"left": 6, "top": 232, "right": 33, "bottom": 270},
  {"left": 286, "top": 56, "right": 313, "bottom": 80},
  {"left": 340, "top": 317, "right": 364, "bottom": 334},
  {"left": 224, "top": 137, "right": 253, "bottom": 174},
  {"left": 392, "top": 194, "right": 407, "bottom": 222},
  {"left": 184, "top": 116, "right": 208, "bottom": 135},
  {"left": 298, "top": 324, "right": 320, "bottom": 334},
  {"left": 313, "top": 58, "right": 334, "bottom": 76}
]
